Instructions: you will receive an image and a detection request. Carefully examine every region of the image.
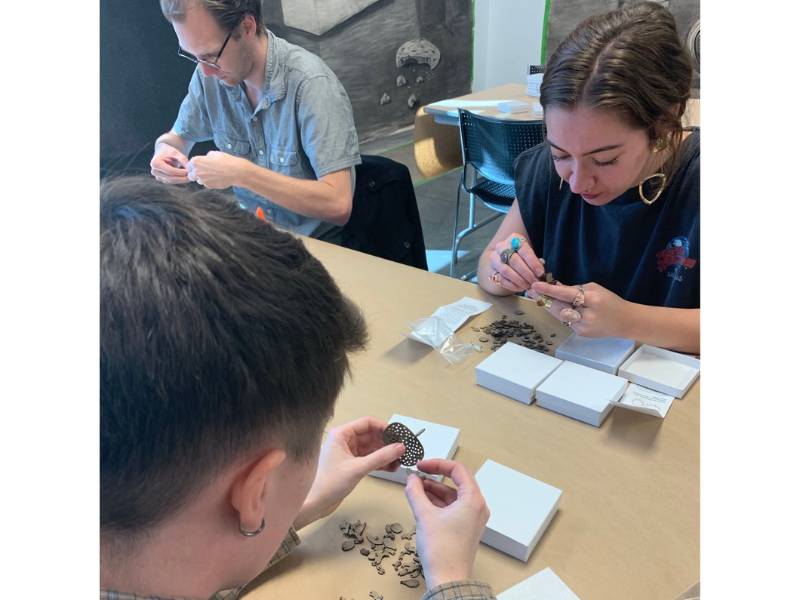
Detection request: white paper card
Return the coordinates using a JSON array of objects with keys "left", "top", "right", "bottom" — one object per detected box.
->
[
  {"left": 555, "top": 334, "right": 635, "bottom": 374},
  {"left": 369, "top": 414, "right": 460, "bottom": 484},
  {"left": 476, "top": 460, "right": 561, "bottom": 562},
  {"left": 535, "top": 361, "right": 627, "bottom": 427},
  {"left": 615, "top": 383, "right": 674, "bottom": 418},
  {"left": 476, "top": 342, "right": 563, "bottom": 405},
  {"left": 618, "top": 345, "right": 700, "bottom": 398},
  {"left": 407, "top": 297, "right": 491, "bottom": 350},
  {"left": 498, "top": 567, "right": 580, "bottom": 600}
]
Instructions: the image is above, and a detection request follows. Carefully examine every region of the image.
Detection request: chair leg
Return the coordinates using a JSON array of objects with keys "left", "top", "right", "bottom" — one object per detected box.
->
[{"left": 450, "top": 186, "right": 462, "bottom": 277}]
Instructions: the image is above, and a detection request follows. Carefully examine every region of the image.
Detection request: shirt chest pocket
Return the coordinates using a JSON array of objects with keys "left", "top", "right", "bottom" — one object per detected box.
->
[
  {"left": 269, "top": 147, "right": 298, "bottom": 170},
  {"left": 213, "top": 132, "right": 251, "bottom": 158}
]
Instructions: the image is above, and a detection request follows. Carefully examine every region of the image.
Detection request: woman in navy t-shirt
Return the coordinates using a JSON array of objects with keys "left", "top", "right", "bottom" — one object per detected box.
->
[{"left": 477, "top": 1, "right": 699, "bottom": 353}]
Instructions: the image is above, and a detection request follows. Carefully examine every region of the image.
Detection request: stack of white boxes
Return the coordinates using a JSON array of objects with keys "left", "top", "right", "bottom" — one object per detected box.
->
[{"left": 476, "top": 334, "right": 700, "bottom": 426}]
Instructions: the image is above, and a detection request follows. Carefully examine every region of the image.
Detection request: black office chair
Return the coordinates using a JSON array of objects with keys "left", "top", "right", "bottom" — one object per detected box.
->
[{"left": 450, "top": 109, "right": 545, "bottom": 279}]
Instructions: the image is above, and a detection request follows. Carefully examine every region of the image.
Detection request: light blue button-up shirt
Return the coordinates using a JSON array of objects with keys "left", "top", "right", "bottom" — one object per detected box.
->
[{"left": 173, "top": 30, "right": 361, "bottom": 237}]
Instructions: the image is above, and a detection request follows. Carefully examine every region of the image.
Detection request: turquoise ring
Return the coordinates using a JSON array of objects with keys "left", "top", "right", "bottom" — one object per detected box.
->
[{"left": 511, "top": 237, "right": 522, "bottom": 251}]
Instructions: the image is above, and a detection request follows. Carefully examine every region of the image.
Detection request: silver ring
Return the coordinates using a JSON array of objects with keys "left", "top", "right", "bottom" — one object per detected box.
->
[{"left": 500, "top": 249, "right": 512, "bottom": 264}]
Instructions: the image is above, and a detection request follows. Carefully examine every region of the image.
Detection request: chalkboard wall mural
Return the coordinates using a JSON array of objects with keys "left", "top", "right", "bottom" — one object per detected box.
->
[
  {"left": 545, "top": 0, "right": 700, "bottom": 96},
  {"left": 263, "top": 0, "right": 473, "bottom": 142}
]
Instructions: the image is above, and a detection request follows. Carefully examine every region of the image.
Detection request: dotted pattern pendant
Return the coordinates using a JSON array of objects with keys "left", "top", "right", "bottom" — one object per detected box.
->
[{"left": 383, "top": 422, "right": 425, "bottom": 466}]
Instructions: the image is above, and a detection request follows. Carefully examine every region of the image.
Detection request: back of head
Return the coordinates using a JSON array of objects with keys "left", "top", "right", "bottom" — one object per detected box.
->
[
  {"left": 541, "top": 1, "right": 693, "bottom": 159},
  {"left": 100, "top": 176, "right": 366, "bottom": 538}
]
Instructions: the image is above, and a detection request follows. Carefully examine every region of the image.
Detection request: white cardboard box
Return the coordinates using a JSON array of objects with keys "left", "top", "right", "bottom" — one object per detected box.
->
[
  {"left": 498, "top": 567, "right": 580, "bottom": 600},
  {"left": 614, "top": 383, "right": 675, "bottom": 418},
  {"left": 618, "top": 344, "right": 700, "bottom": 398},
  {"left": 475, "top": 342, "right": 563, "bottom": 405},
  {"left": 475, "top": 460, "right": 562, "bottom": 562},
  {"left": 369, "top": 414, "right": 460, "bottom": 484},
  {"left": 555, "top": 333, "right": 636, "bottom": 375},
  {"left": 535, "top": 361, "right": 627, "bottom": 427}
]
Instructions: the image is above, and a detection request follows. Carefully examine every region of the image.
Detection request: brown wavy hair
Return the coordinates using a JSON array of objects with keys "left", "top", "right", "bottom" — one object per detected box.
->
[
  {"left": 160, "top": 0, "right": 266, "bottom": 37},
  {"left": 540, "top": 1, "right": 693, "bottom": 181}
]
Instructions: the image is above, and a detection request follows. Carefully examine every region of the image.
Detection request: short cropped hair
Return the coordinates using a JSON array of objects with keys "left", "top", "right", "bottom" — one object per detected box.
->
[
  {"left": 160, "top": 0, "right": 266, "bottom": 36},
  {"left": 100, "top": 177, "right": 367, "bottom": 536}
]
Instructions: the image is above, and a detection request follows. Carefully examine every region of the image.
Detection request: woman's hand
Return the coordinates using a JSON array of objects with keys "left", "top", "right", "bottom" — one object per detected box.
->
[
  {"left": 529, "top": 280, "right": 633, "bottom": 338},
  {"left": 295, "top": 417, "right": 405, "bottom": 530},
  {"left": 486, "top": 233, "right": 545, "bottom": 293}
]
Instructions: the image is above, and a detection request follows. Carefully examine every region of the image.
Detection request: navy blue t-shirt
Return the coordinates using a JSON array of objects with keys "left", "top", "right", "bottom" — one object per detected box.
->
[{"left": 514, "top": 132, "right": 700, "bottom": 309}]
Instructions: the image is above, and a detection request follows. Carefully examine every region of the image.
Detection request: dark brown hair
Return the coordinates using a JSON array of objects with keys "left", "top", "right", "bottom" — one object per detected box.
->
[
  {"left": 100, "top": 176, "right": 367, "bottom": 535},
  {"left": 541, "top": 1, "right": 693, "bottom": 180}
]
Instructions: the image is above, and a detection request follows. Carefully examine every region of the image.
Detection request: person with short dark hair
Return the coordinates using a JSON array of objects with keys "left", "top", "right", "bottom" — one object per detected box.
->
[
  {"left": 100, "top": 176, "right": 493, "bottom": 600},
  {"left": 478, "top": 1, "right": 700, "bottom": 354},
  {"left": 150, "top": 0, "right": 360, "bottom": 243}
]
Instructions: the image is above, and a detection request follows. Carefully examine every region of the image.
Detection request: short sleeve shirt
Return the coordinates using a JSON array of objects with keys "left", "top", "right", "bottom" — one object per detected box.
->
[
  {"left": 173, "top": 30, "right": 361, "bottom": 237},
  {"left": 514, "top": 132, "right": 700, "bottom": 308}
]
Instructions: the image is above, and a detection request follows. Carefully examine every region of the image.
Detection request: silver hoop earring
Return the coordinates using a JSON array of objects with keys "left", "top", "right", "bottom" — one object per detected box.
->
[{"left": 239, "top": 518, "right": 266, "bottom": 537}]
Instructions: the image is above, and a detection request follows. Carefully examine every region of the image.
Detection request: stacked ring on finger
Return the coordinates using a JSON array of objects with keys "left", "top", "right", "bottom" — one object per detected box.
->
[
  {"left": 572, "top": 285, "right": 586, "bottom": 308},
  {"left": 511, "top": 237, "right": 522, "bottom": 251},
  {"left": 500, "top": 249, "right": 513, "bottom": 264},
  {"left": 490, "top": 270, "right": 501, "bottom": 284},
  {"left": 560, "top": 307, "right": 582, "bottom": 326}
]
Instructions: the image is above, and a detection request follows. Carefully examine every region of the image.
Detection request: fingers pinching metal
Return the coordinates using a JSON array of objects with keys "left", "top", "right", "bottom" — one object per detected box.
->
[{"left": 383, "top": 422, "right": 425, "bottom": 466}]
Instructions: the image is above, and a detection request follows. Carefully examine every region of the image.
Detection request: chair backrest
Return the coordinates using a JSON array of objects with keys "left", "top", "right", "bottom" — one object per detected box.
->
[{"left": 457, "top": 109, "right": 545, "bottom": 186}]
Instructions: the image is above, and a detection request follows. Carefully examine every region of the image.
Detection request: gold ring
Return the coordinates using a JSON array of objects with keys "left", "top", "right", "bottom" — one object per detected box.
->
[{"left": 536, "top": 294, "right": 553, "bottom": 309}]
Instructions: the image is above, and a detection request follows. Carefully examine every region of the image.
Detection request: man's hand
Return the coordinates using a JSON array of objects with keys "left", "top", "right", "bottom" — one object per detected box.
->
[
  {"left": 150, "top": 142, "right": 190, "bottom": 184},
  {"left": 295, "top": 417, "right": 405, "bottom": 530},
  {"left": 404, "top": 459, "right": 490, "bottom": 590},
  {"left": 187, "top": 151, "right": 249, "bottom": 189}
]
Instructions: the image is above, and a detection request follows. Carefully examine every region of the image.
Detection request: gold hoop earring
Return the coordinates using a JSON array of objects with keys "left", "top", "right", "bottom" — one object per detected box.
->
[{"left": 638, "top": 173, "right": 667, "bottom": 205}]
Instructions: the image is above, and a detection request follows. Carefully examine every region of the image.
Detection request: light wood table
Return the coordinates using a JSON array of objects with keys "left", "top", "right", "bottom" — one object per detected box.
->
[
  {"left": 242, "top": 238, "right": 700, "bottom": 600},
  {"left": 414, "top": 82, "right": 700, "bottom": 179}
]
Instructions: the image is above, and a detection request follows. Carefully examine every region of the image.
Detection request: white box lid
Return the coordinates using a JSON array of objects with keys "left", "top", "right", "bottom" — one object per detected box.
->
[
  {"left": 498, "top": 567, "right": 580, "bottom": 600},
  {"left": 555, "top": 333, "right": 635, "bottom": 374},
  {"left": 536, "top": 360, "right": 628, "bottom": 415},
  {"left": 614, "top": 383, "right": 675, "bottom": 418},
  {"left": 618, "top": 345, "right": 700, "bottom": 398},
  {"left": 476, "top": 459, "right": 561, "bottom": 560},
  {"left": 476, "top": 342, "right": 563, "bottom": 403},
  {"left": 369, "top": 414, "right": 460, "bottom": 484}
]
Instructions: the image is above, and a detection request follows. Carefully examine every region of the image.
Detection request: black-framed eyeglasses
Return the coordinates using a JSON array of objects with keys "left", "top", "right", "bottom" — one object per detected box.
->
[{"left": 178, "top": 28, "right": 234, "bottom": 70}]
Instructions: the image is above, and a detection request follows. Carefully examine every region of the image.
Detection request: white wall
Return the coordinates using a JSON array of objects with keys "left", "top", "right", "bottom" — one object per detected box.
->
[{"left": 473, "top": 0, "right": 547, "bottom": 92}]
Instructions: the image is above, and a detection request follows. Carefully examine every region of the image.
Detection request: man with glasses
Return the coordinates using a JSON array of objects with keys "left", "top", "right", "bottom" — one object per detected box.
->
[{"left": 150, "top": 0, "right": 361, "bottom": 242}]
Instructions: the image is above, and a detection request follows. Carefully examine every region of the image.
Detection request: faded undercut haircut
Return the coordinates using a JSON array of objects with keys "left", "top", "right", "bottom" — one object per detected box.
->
[
  {"left": 540, "top": 1, "right": 693, "bottom": 182},
  {"left": 100, "top": 176, "right": 367, "bottom": 537},
  {"left": 160, "top": 0, "right": 266, "bottom": 36}
]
